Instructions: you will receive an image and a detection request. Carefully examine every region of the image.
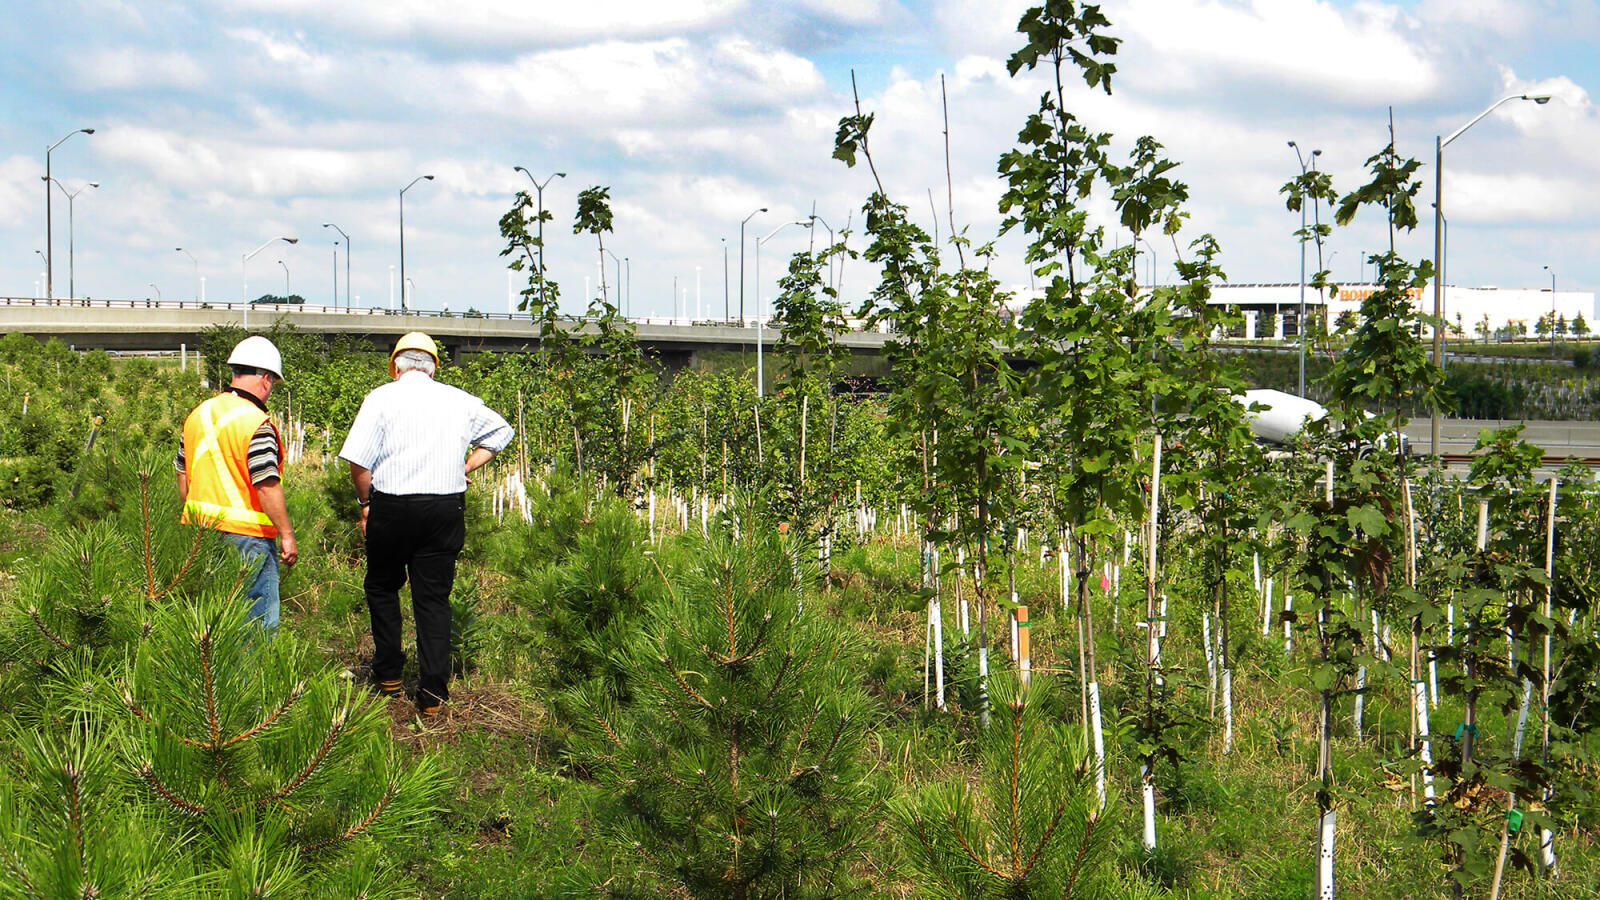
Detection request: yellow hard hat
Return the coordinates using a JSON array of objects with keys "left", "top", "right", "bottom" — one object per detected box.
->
[{"left": 389, "top": 332, "right": 439, "bottom": 376}]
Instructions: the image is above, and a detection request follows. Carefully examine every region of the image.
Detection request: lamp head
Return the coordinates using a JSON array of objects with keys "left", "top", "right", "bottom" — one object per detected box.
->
[
  {"left": 760, "top": 206, "right": 768, "bottom": 212},
  {"left": 87, "top": 182, "right": 99, "bottom": 188},
  {"left": 81, "top": 128, "right": 95, "bottom": 135},
  {"left": 284, "top": 237, "right": 299, "bottom": 245},
  {"left": 555, "top": 172, "right": 566, "bottom": 178},
  {"left": 1527, "top": 93, "right": 1553, "bottom": 105},
  {"left": 513, "top": 166, "right": 528, "bottom": 174},
  {"left": 1312, "top": 149, "right": 1322, "bottom": 157},
  {"left": 423, "top": 175, "right": 435, "bottom": 181},
  {"left": 1287, "top": 140, "right": 1297, "bottom": 148}
]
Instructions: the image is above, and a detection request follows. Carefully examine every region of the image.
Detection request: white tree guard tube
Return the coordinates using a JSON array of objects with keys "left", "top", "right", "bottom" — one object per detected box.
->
[
  {"left": 977, "top": 645, "right": 990, "bottom": 729},
  {"left": 1514, "top": 679, "right": 1532, "bottom": 757},
  {"left": 1253, "top": 551, "right": 1261, "bottom": 595},
  {"left": 1010, "top": 591, "right": 1020, "bottom": 661},
  {"left": 1284, "top": 594, "right": 1295, "bottom": 656},
  {"left": 1316, "top": 808, "right": 1336, "bottom": 899},
  {"left": 1089, "top": 681, "right": 1107, "bottom": 811},
  {"left": 1414, "top": 680, "right": 1436, "bottom": 802},
  {"left": 1429, "top": 651, "right": 1440, "bottom": 709},
  {"left": 1352, "top": 665, "right": 1366, "bottom": 739},
  {"left": 932, "top": 549, "right": 944, "bottom": 709},
  {"left": 1141, "top": 760, "right": 1157, "bottom": 851},
  {"left": 1203, "top": 613, "right": 1217, "bottom": 711},
  {"left": 958, "top": 546, "right": 970, "bottom": 636},
  {"left": 1262, "top": 576, "right": 1274, "bottom": 636},
  {"left": 1222, "top": 669, "right": 1235, "bottom": 754}
]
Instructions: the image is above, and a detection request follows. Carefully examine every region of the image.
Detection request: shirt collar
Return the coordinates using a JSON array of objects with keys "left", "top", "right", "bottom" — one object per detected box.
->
[{"left": 224, "top": 385, "right": 269, "bottom": 413}]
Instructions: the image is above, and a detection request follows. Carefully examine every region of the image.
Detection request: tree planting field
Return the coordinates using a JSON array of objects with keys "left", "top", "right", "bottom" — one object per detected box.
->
[{"left": 4, "top": 5, "right": 1600, "bottom": 897}]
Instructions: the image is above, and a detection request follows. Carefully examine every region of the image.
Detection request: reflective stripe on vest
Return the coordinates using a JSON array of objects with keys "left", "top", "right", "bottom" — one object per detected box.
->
[{"left": 181, "top": 393, "right": 280, "bottom": 538}]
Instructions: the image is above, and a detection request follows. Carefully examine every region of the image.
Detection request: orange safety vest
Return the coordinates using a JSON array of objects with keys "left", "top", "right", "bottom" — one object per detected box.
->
[{"left": 181, "top": 392, "right": 282, "bottom": 538}]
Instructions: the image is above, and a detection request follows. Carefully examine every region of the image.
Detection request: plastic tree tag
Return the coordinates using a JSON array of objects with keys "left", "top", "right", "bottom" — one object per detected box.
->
[
  {"left": 1454, "top": 723, "right": 1477, "bottom": 740},
  {"left": 1508, "top": 808, "right": 1524, "bottom": 832}
]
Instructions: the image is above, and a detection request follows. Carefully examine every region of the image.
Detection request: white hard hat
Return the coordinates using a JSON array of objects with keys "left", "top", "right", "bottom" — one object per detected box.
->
[{"left": 227, "top": 335, "right": 284, "bottom": 380}]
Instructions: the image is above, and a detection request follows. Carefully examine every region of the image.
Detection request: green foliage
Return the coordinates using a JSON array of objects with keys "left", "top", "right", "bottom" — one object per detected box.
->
[
  {"left": 897, "top": 675, "right": 1138, "bottom": 899},
  {"left": 0, "top": 725, "right": 178, "bottom": 899},
  {"left": 115, "top": 594, "right": 446, "bottom": 893},
  {"left": 566, "top": 532, "right": 884, "bottom": 897}
]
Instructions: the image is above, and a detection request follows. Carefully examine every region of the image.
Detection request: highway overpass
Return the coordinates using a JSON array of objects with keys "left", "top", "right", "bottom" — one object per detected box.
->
[{"left": 0, "top": 296, "right": 893, "bottom": 372}]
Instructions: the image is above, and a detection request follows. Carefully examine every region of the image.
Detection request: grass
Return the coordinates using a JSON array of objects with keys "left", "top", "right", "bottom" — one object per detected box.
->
[{"left": 4, "top": 456, "right": 1599, "bottom": 897}]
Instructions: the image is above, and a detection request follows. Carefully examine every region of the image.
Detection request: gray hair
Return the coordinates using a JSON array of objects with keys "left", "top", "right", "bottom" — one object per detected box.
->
[{"left": 393, "top": 349, "right": 437, "bottom": 376}]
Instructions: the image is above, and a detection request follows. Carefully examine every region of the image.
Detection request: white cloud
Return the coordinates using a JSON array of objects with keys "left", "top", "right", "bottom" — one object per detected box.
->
[
  {"left": 217, "top": 0, "right": 742, "bottom": 48},
  {"left": 0, "top": 156, "right": 44, "bottom": 229},
  {"left": 1113, "top": 0, "right": 1436, "bottom": 103},
  {"left": 67, "top": 48, "right": 208, "bottom": 91},
  {"left": 224, "top": 27, "right": 332, "bottom": 73},
  {"left": 1418, "top": 0, "right": 1532, "bottom": 32},
  {"left": 794, "top": 0, "right": 901, "bottom": 27},
  {"left": 95, "top": 126, "right": 410, "bottom": 197}
]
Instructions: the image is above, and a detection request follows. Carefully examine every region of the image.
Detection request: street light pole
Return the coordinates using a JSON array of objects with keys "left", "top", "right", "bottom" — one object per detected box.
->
[
  {"left": 755, "top": 220, "right": 814, "bottom": 397},
  {"left": 322, "top": 222, "right": 350, "bottom": 308},
  {"left": 739, "top": 207, "right": 767, "bottom": 324},
  {"left": 277, "top": 259, "right": 290, "bottom": 298},
  {"left": 809, "top": 214, "right": 835, "bottom": 292},
  {"left": 176, "top": 247, "right": 200, "bottom": 302},
  {"left": 149, "top": 283, "right": 161, "bottom": 301},
  {"left": 45, "top": 127, "right": 94, "bottom": 300},
  {"left": 603, "top": 248, "right": 622, "bottom": 312},
  {"left": 1432, "top": 92, "right": 1551, "bottom": 455},
  {"left": 514, "top": 168, "right": 565, "bottom": 315},
  {"left": 43, "top": 177, "right": 97, "bottom": 301},
  {"left": 1288, "top": 141, "right": 1320, "bottom": 396},
  {"left": 1545, "top": 265, "right": 1557, "bottom": 353},
  {"left": 242, "top": 236, "right": 298, "bottom": 329},
  {"left": 399, "top": 174, "right": 435, "bottom": 313},
  {"left": 721, "top": 238, "right": 730, "bottom": 322}
]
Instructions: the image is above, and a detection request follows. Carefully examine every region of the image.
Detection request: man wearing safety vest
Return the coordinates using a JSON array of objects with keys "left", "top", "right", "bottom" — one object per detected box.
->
[
  {"left": 340, "top": 332, "right": 512, "bottom": 719},
  {"left": 176, "top": 335, "right": 298, "bottom": 628}
]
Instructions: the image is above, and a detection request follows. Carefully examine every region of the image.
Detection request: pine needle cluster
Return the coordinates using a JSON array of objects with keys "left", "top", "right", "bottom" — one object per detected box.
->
[{"left": 567, "top": 532, "right": 884, "bottom": 897}]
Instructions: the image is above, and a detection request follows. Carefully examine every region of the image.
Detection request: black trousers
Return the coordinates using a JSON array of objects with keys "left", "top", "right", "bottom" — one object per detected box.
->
[{"left": 364, "top": 491, "right": 465, "bottom": 707}]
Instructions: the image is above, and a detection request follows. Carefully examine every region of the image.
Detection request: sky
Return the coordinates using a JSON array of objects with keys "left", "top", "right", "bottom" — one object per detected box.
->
[{"left": 1, "top": 0, "right": 1597, "bottom": 319}]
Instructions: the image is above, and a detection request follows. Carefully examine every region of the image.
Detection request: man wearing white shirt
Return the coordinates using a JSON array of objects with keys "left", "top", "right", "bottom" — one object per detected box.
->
[{"left": 339, "top": 332, "right": 513, "bottom": 717}]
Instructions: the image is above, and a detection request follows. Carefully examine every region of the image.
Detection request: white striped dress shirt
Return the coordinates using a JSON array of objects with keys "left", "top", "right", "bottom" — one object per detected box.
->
[{"left": 338, "top": 371, "right": 514, "bottom": 495}]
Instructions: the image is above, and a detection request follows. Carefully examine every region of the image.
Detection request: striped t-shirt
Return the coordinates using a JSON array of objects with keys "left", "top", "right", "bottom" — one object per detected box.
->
[
  {"left": 174, "top": 390, "right": 281, "bottom": 485},
  {"left": 337, "top": 371, "right": 513, "bottom": 495}
]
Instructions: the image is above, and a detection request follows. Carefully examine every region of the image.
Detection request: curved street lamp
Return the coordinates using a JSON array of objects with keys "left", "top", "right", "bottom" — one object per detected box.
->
[
  {"left": 176, "top": 247, "right": 200, "bottom": 302},
  {"left": 809, "top": 213, "right": 837, "bottom": 292},
  {"left": 755, "top": 219, "right": 814, "bottom": 397},
  {"left": 602, "top": 247, "right": 622, "bottom": 314},
  {"left": 277, "top": 259, "right": 291, "bottom": 297},
  {"left": 513, "top": 167, "right": 564, "bottom": 315},
  {"left": 322, "top": 222, "right": 350, "bottom": 308},
  {"left": 43, "top": 177, "right": 97, "bottom": 300},
  {"left": 1288, "top": 141, "right": 1321, "bottom": 395},
  {"left": 399, "top": 175, "right": 435, "bottom": 313},
  {"left": 1544, "top": 265, "right": 1557, "bottom": 353},
  {"left": 242, "top": 236, "right": 298, "bottom": 328},
  {"left": 45, "top": 127, "right": 94, "bottom": 300},
  {"left": 739, "top": 207, "right": 767, "bottom": 324},
  {"left": 1430, "top": 92, "right": 1552, "bottom": 454}
]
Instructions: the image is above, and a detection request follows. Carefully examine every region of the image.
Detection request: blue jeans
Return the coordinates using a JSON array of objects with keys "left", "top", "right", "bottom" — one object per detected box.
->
[{"left": 222, "top": 533, "right": 279, "bottom": 630}]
